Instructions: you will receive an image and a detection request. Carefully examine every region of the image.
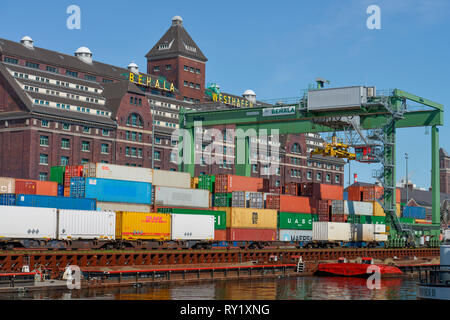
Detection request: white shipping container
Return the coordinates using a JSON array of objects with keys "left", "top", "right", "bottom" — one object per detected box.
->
[
  {"left": 308, "top": 86, "right": 367, "bottom": 111},
  {"left": 313, "top": 222, "right": 351, "bottom": 242},
  {"left": 374, "top": 234, "right": 388, "bottom": 242},
  {"left": 279, "top": 229, "right": 313, "bottom": 242},
  {"left": 344, "top": 201, "right": 373, "bottom": 216},
  {"left": 0, "top": 177, "right": 15, "bottom": 194},
  {"left": 154, "top": 186, "right": 210, "bottom": 208},
  {"left": 58, "top": 210, "right": 116, "bottom": 240},
  {"left": 0, "top": 206, "right": 57, "bottom": 239},
  {"left": 171, "top": 214, "right": 214, "bottom": 240},
  {"left": 84, "top": 163, "right": 152, "bottom": 183},
  {"left": 355, "top": 224, "right": 375, "bottom": 242},
  {"left": 374, "top": 224, "right": 386, "bottom": 233},
  {"left": 96, "top": 202, "right": 151, "bottom": 213},
  {"left": 152, "top": 169, "right": 191, "bottom": 189}
]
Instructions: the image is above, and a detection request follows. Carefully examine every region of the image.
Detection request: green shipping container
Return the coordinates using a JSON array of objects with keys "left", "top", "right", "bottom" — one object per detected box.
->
[
  {"left": 157, "top": 207, "right": 226, "bottom": 230},
  {"left": 399, "top": 217, "right": 415, "bottom": 224},
  {"left": 50, "top": 166, "right": 65, "bottom": 185},
  {"left": 370, "top": 216, "right": 386, "bottom": 225},
  {"left": 278, "top": 212, "right": 318, "bottom": 230},
  {"left": 213, "top": 193, "right": 232, "bottom": 207},
  {"left": 348, "top": 215, "right": 367, "bottom": 224},
  {"left": 198, "top": 175, "right": 215, "bottom": 193}
]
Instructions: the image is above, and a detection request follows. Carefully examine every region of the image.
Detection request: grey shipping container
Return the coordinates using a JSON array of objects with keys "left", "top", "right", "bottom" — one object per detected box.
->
[
  {"left": 308, "top": 86, "right": 368, "bottom": 112},
  {"left": 154, "top": 186, "right": 210, "bottom": 208}
]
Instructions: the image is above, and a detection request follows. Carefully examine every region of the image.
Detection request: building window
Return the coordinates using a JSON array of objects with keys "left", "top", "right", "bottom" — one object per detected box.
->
[
  {"left": 335, "top": 175, "right": 340, "bottom": 183},
  {"left": 170, "top": 152, "right": 176, "bottom": 163},
  {"left": 316, "top": 172, "right": 322, "bottom": 181},
  {"left": 102, "top": 129, "right": 110, "bottom": 136},
  {"left": 61, "top": 156, "right": 69, "bottom": 166},
  {"left": 103, "top": 79, "right": 113, "bottom": 84},
  {"left": 154, "top": 151, "right": 161, "bottom": 161},
  {"left": 61, "top": 138, "right": 70, "bottom": 149},
  {"left": 101, "top": 144, "right": 109, "bottom": 154},
  {"left": 184, "top": 65, "right": 189, "bottom": 71},
  {"left": 46, "top": 66, "right": 58, "bottom": 73},
  {"left": 155, "top": 137, "right": 161, "bottom": 144},
  {"left": 127, "top": 113, "right": 143, "bottom": 128},
  {"left": 66, "top": 70, "right": 78, "bottom": 78},
  {"left": 83, "top": 126, "right": 90, "bottom": 134},
  {"left": 81, "top": 159, "right": 89, "bottom": 164},
  {"left": 125, "top": 147, "right": 130, "bottom": 157},
  {"left": 307, "top": 171, "right": 312, "bottom": 180},
  {"left": 196, "top": 69, "right": 201, "bottom": 74},
  {"left": 26, "top": 61, "right": 39, "bottom": 69},
  {"left": 165, "top": 65, "right": 172, "bottom": 70},
  {"left": 82, "top": 141, "right": 90, "bottom": 152},
  {"left": 85, "top": 75, "right": 96, "bottom": 81},
  {"left": 131, "top": 147, "right": 137, "bottom": 157},
  {"left": 252, "top": 164, "right": 258, "bottom": 173},
  {"left": 4, "top": 57, "right": 18, "bottom": 64},
  {"left": 291, "top": 143, "right": 301, "bottom": 154},
  {"left": 62, "top": 123, "right": 70, "bottom": 131},
  {"left": 39, "top": 154, "right": 48, "bottom": 165},
  {"left": 40, "top": 135, "right": 49, "bottom": 147},
  {"left": 326, "top": 173, "right": 331, "bottom": 182},
  {"left": 184, "top": 81, "right": 188, "bottom": 87},
  {"left": 138, "top": 148, "right": 143, "bottom": 158},
  {"left": 153, "top": 66, "right": 160, "bottom": 72},
  {"left": 39, "top": 172, "right": 48, "bottom": 181},
  {"left": 138, "top": 133, "right": 143, "bottom": 142},
  {"left": 41, "top": 120, "right": 49, "bottom": 127}
]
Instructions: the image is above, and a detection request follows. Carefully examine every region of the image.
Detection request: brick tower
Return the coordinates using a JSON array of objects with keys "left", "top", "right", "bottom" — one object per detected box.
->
[{"left": 145, "top": 16, "right": 207, "bottom": 103}]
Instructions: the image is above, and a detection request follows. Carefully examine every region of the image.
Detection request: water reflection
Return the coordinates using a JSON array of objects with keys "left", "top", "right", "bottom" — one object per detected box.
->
[{"left": 0, "top": 276, "right": 418, "bottom": 300}]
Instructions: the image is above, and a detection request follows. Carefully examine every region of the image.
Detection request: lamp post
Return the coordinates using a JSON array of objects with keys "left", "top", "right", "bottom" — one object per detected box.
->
[{"left": 405, "top": 153, "right": 409, "bottom": 204}]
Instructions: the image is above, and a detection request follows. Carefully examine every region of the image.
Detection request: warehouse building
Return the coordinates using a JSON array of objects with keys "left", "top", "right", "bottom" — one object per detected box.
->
[{"left": 0, "top": 16, "right": 343, "bottom": 186}]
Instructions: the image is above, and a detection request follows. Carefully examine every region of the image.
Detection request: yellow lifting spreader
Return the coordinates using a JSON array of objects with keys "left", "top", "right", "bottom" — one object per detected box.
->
[{"left": 310, "top": 134, "right": 356, "bottom": 160}]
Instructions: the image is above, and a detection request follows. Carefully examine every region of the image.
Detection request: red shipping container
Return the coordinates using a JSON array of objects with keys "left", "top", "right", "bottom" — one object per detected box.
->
[
  {"left": 331, "top": 214, "right": 346, "bottom": 222},
  {"left": 284, "top": 182, "right": 300, "bottom": 196},
  {"left": 35, "top": 181, "right": 58, "bottom": 196},
  {"left": 226, "top": 228, "right": 277, "bottom": 241},
  {"left": 15, "top": 179, "right": 37, "bottom": 195},
  {"left": 64, "top": 166, "right": 83, "bottom": 187},
  {"left": 266, "top": 195, "right": 314, "bottom": 214},
  {"left": 215, "top": 174, "right": 265, "bottom": 193},
  {"left": 268, "top": 186, "right": 282, "bottom": 194},
  {"left": 214, "top": 230, "right": 227, "bottom": 241}
]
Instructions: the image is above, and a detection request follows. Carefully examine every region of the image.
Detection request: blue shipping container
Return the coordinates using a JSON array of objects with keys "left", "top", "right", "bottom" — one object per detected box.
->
[
  {"left": 402, "top": 206, "right": 426, "bottom": 219},
  {"left": 0, "top": 194, "right": 16, "bottom": 206},
  {"left": 343, "top": 192, "right": 348, "bottom": 201},
  {"left": 16, "top": 194, "right": 97, "bottom": 210},
  {"left": 57, "top": 184, "right": 64, "bottom": 196},
  {"left": 70, "top": 177, "right": 152, "bottom": 204}
]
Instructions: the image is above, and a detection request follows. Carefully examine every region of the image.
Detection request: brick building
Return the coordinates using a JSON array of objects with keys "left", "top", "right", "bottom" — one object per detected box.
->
[
  {"left": 0, "top": 16, "right": 344, "bottom": 186},
  {"left": 440, "top": 148, "right": 450, "bottom": 194}
]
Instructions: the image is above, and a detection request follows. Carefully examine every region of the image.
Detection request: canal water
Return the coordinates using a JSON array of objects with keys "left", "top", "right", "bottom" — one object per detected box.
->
[{"left": 0, "top": 275, "right": 419, "bottom": 300}]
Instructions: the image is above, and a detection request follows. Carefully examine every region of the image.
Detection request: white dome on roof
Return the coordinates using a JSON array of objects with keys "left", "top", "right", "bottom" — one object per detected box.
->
[
  {"left": 243, "top": 89, "right": 256, "bottom": 96},
  {"left": 75, "top": 46, "right": 92, "bottom": 55},
  {"left": 20, "top": 36, "right": 34, "bottom": 49},
  {"left": 21, "top": 36, "right": 33, "bottom": 42},
  {"left": 128, "top": 62, "right": 138, "bottom": 68},
  {"left": 128, "top": 62, "right": 139, "bottom": 74},
  {"left": 172, "top": 15, "right": 183, "bottom": 26}
]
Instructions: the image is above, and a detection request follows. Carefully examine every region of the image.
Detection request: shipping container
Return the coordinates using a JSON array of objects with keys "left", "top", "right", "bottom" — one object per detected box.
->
[
  {"left": 171, "top": 214, "right": 214, "bottom": 240},
  {"left": 70, "top": 178, "right": 152, "bottom": 204},
  {"left": 64, "top": 187, "right": 70, "bottom": 197},
  {"left": 216, "top": 207, "right": 277, "bottom": 229},
  {"left": 266, "top": 195, "right": 315, "bottom": 213},
  {"left": 152, "top": 169, "right": 190, "bottom": 189},
  {"left": 344, "top": 201, "right": 373, "bottom": 216},
  {"left": 0, "top": 206, "right": 57, "bottom": 239},
  {"left": 97, "top": 202, "right": 151, "bottom": 213},
  {"left": 226, "top": 228, "right": 277, "bottom": 241},
  {"left": 371, "top": 216, "right": 386, "bottom": 225},
  {"left": 415, "top": 219, "right": 432, "bottom": 225},
  {"left": 300, "top": 182, "right": 343, "bottom": 200},
  {"left": 331, "top": 214, "right": 346, "bottom": 223},
  {"left": 16, "top": 194, "right": 97, "bottom": 211},
  {"left": 154, "top": 186, "right": 209, "bottom": 208},
  {"left": 115, "top": 212, "right": 171, "bottom": 241},
  {"left": 307, "top": 86, "right": 368, "bottom": 112},
  {"left": 213, "top": 193, "right": 232, "bottom": 207},
  {"left": 374, "top": 224, "right": 386, "bottom": 233},
  {"left": 278, "top": 229, "right": 313, "bottom": 242},
  {"left": 35, "top": 181, "right": 58, "bottom": 196},
  {"left": 374, "top": 234, "right": 388, "bottom": 242},
  {"left": 0, "top": 194, "right": 16, "bottom": 206},
  {"left": 57, "top": 184, "right": 64, "bottom": 197},
  {"left": 399, "top": 217, "right": 415, "bottom": 224},
  {"left": 402, "top": 206, "right": 426, "bottom": 219},
  {"left": 373, "top": 202, "right": 401, "bottom": 217},
  {"left": 312, "top": 222, "right": 351, "bottom": 242},
  {"left": 198, "top": 175, "right": 215, "bottom": 192},
  {"left": 215, "top": 174, "right": 266, "bottom": 193},
  {"left": 58, "top": 210, "right": 115, "bottom": 240},
  {"left": 278, "top": 212, "right": 317, "bottom": 230},
  {"left": 0, "top": 177, "right": 15, "bottom": 194},
  {"left": 284, "top": 182, "right": 300, "bottom": 196},
  {"left": 331, "top": 200, "right": 344, "bottom": 215},
  {"left": 347, "top": 214, "right": 367, "bottom": 224},
  {"left": 64, "top": 166, "right": 83, "bottom": 187},
  {"left": 347, "top": 184, "right": 383, "bottom": 202},
  {"left": 354, "top": 224, "right": 375, "bottom": 242},
  {"left": 83, "top": 163, "right": 152, "bottom": 183},
  {"left": 157, "top": 207, "right": 226, "bottom": 230},
  {"left": 50, "top": 166, "right": 65, "bottom": 185},
  {"left": 191, "top": 177, "right": 199, "bottom": 189},
  {"left": 231, "top": 191, "right": 264, "bottom": 208},
  {"left": 214, "top": 229, "right": 226, "bottom": 241},
  {"left": 15, "top": 179, "right": 36, "bottom": 195}
]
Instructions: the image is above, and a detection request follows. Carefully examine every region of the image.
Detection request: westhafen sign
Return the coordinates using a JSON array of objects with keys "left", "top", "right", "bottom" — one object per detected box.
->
[{"left": 262, "top": 106, "right": 296, "bottom": 117}]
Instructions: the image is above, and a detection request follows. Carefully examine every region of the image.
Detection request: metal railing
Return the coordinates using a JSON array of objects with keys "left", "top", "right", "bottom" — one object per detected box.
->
[{"left": 419, "top": 265, "right": 450, "bottom": 286}]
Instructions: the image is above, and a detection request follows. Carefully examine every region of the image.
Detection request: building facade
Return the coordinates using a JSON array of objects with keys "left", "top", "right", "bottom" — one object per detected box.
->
[{"left": 0, "top": 16, "right": 344, "bottom": 186}]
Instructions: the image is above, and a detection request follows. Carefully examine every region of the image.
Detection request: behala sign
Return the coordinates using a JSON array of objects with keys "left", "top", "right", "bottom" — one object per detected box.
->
[
  {"left": 128, "top": 72, "right": 175, "bottom": 92},
  {"left": 262, "top": 106, "right": 296, "bottom": 117}
]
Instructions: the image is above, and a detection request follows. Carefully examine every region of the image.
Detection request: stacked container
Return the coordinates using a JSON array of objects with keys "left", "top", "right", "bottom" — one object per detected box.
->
[
  {"left": 16, "top": 194, "right": 97, "bottom": 210},
  {"left": 215, "top": 174, "right": 267, "bottom": 193},
  {"left": 83, "top": 163, "right": 152, "bottom": 183},
  {"left": 115, "top": 212, "right": 171, "bottom": 241},
  {"left": 266, "top": 195, "right": 314, "bottom": 213},
  {"left": 0, "top": 177, "right": 15, "bottom": 194},
  {"left": 154, "top": 186, "right": 209, "bottom": 208}
]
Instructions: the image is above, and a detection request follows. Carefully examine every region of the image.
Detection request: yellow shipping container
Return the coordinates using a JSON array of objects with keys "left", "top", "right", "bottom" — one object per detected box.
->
[
  {"left": 216, "top": 207, "right": 277, "bottom": 229},
  {"left": 116, "top": 212, "right": 171, "bottom": 241},
  {"left": 191, "top": 177, "right": 199, "bottom": 189},
  {"left": 372, "top": 202, "right": 401, "bottom": 217}
]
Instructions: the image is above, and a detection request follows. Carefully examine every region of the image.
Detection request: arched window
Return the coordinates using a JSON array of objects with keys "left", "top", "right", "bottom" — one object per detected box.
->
[
  {"left": 127, "top": 113, "right": 143, "bottom": 128},
  {"left": 291, "top": 143, "right": 302, "bottom": 154}
]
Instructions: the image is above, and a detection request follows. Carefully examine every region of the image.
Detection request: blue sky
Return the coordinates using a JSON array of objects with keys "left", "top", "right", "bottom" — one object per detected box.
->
[{"left": 1, "top": 0, "right": 449, "bottom": 188}]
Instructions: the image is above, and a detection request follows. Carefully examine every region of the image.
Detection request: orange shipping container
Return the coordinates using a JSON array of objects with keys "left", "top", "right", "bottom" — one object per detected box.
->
[
  {"left": 214, "top": 229, "right": 226, "bottom": 241},
  {"left": 35, "top": 181, "right": 58, "bottom": 196},
  {"left": 15, "top": 179, "right": 36, "bottom": 195},
  {"left": 301, "top": 182, "right": 343, "bottom": 200},
  {"left": 266, "top": 195, "right": 316, "bottom": 214},
  {"left": 64, "top": 187, "right": 70, "bottom": 197},
  {"left": 215, "top": 174, "right": 267, "bottom": 193}
]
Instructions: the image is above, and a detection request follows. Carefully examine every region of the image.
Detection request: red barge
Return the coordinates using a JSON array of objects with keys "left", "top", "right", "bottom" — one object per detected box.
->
[{"left": 315, "top": 257, "right": 403, "bottom": 278}]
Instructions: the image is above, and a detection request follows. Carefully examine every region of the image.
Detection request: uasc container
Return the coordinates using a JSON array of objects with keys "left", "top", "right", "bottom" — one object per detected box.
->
[
  {"left": 0, "top": 206, "right": 57, "bottom": 239},
  {"left": 278, "top": 212, "right": 317, "bottom": 230},
  {"left": 171, "top": 213, "right": 214, "bottom": 240},
  {"left": 152, "top": 169, "right": 191, "bottom": 189},
  {"left": 154, "top": 186, "right": 209, "bottom": 208},
  {"left": 216, "top": 207, "right": 277, "bottom": 229},
  {"left": 83, "top": 163, "right": 152, "bottom": 183},
  {"left": 58, "top": 210, "right": 116, "bottom": 240},
  {"left": 115, "top": 212, "right": 171, "bottom": 241}
]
